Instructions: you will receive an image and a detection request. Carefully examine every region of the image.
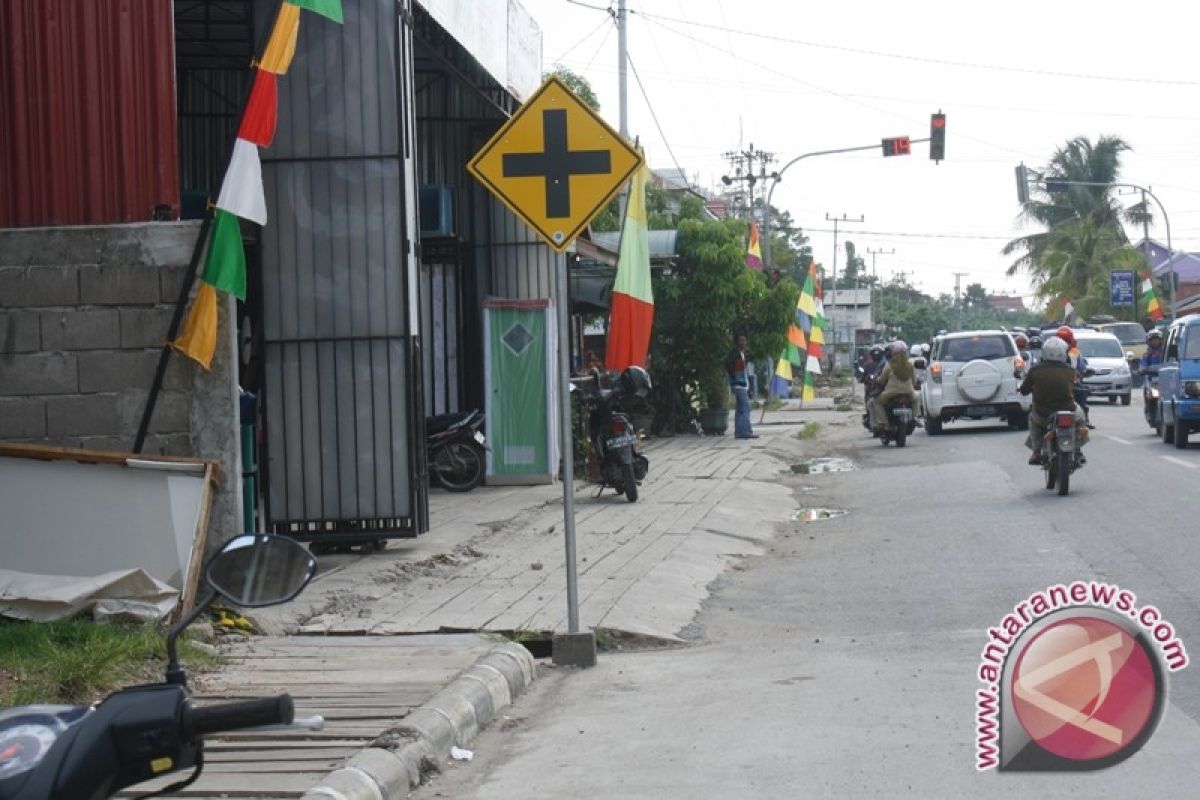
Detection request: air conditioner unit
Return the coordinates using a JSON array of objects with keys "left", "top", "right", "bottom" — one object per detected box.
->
[{"left": 419, "top": 185, "right": 454, "bottom": 237}]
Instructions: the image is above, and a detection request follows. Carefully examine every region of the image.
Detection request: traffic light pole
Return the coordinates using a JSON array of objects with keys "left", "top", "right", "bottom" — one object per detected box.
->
[
  {"left": 1019, "top": 174, "right": 1176, "bottom": 321},
  {"left": 762, "top": 138, "right": 932, "bottom": 272}
]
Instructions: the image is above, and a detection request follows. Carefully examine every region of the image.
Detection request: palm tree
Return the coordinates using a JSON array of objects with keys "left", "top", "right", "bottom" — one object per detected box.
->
[{"left": 1003, "top": 136, "right": 1151, "bottom": 315}]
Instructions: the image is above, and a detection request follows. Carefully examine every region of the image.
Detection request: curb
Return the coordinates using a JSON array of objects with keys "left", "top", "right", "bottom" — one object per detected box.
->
[{"left": 299, "top": 642, "right": 536, "bottom": 800}]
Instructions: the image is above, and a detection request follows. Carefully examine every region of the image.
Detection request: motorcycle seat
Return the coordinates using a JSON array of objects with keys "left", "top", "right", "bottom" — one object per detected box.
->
[{"left": 426, "top": 411, "right": 477, "bottom": 434}]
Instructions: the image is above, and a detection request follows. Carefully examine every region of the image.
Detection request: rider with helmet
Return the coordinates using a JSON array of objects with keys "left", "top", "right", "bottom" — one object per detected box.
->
[
  {"left": 870, "top": 340, "right": 919, "bottom": 431},
  {"left": 1056, "top": 325, "right": 1093, "bottom": 427},
  {"left": 1026, "top": 334, "right": 1044, "bottom": 366},
  {"left": 859, "top": 344, "right": 887, "bottom": 404},
  {"left": 1141, "top": 329, "right": 1165, "bottom": 370},
  {"left": 1018, "top": 336, "right": 1087, "bottom": 465}
]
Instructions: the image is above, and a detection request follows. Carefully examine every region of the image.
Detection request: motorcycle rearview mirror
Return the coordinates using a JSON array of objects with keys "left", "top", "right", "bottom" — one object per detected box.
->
[{"left": 164, "top": 534, "right": 317, "bottom": 685}]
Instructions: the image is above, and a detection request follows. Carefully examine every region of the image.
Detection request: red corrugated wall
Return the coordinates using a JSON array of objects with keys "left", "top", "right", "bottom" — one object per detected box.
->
[{"left": 0, "top": 0, "right": 179, "bottom": 228}]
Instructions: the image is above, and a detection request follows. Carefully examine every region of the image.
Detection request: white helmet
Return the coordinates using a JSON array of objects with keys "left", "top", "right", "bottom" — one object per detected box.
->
[
  {"left": 1041, "top": 336, "right": 1069, "bottom": 363},
  {"left": 891, "top": 340, "right": 908, "bottom": 355},
  {"left": 909, "top": 344, "right": 923, "bottom": 358}
]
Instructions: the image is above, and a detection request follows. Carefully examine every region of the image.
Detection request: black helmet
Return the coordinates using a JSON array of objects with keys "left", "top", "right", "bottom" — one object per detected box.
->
[
  {"left": 1148, "top": 329, "right": 1164, "bottom": 342},
  {"left": 1028, "top": 335, "right": 1043, "bottom": 348},
  {"left": 621, "top": 365, "right": 652, "bottom": 397},
  {"left": 869, "top": 344, "right": 884, "bottom": 357}
]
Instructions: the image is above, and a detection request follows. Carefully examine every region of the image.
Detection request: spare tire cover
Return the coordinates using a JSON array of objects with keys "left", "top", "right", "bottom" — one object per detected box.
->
[{"left": 957, "top": 359, "right": 1002, "bottom": 402}]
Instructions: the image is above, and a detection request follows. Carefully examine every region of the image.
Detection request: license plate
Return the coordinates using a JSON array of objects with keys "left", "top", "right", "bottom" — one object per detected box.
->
[
  {"left": 606, "top": 434, "right": 635, "bottom": 449},
  {"left": 967, "top": 405, "right": 996, "bottom": 416},
  {"left": 473, "top": 431, "right": 485, "bottom": 445}
]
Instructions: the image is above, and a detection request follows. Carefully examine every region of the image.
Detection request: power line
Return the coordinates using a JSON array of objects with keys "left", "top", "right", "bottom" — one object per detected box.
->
[
  {"left": 803, "top": 227, "right": 1016, "bottom": 240},
  {"left": 564, "top": 0, "right": 611, "bottom": 11},
  {"left": 626, "top": 51, "right": 692, "bottom": 190},
  {"left": 638, "top": 14, "right": 1039, "bottom": 161},
  {"left": 549, "top": 14, "right": 613, "bottom": 66},
  {"left": 629, "top": 8, "right": 1200, "bottom": 88}
]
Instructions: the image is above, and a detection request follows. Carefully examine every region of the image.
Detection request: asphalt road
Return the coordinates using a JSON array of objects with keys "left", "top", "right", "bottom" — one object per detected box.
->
[{"left": 415, "top": 399, "right": 1200, "bottom": 799}]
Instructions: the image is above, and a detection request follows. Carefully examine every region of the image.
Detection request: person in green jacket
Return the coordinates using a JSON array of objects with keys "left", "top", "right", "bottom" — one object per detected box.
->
[{"left": 1018, "top": 335, "right": 1087, "bottom": 465}]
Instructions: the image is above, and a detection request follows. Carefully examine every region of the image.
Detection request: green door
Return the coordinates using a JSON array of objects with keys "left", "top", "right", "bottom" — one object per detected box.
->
[{"left": 486, "top": 301, "right": 551, "bottom": 481}]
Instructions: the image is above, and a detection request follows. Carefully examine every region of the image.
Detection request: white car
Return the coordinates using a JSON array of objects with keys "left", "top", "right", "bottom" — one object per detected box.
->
[
  {"left": 1073, "top": 329, "right": 1133, "bottom": 405},
  {"left": 922, "top": 330, "right": 1031, "bottom": 435}
]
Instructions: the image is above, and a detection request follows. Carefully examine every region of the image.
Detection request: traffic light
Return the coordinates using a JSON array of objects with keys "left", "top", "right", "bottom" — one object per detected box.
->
[
  {"left": 881, "top": 136, "right": 911, "bottom": 157},
  {"left": 1015, "top": 164, "right": 1030, "bottom": 204},
  {"left": 929, "top": 112, "right": 946, "bottom": 161}
]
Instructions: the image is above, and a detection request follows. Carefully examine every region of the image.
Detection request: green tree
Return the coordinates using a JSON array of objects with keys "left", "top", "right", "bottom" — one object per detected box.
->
[
  {"left": 548, "top": 65, "right": 599, "bottom": 111},
  {"left": 649, "top": 218, "right": 797, "bottom": 430},
  {"left": 963, "top": 283, "right": 989, "bottom": 309},
  {"left": 1003, "top": 136, "right": 1150, "bottom": 317}
]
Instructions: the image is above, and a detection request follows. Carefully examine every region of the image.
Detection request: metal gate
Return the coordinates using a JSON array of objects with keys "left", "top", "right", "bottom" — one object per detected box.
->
[{"left": 257, "top": 0, "right": 426, "bottom": 540}]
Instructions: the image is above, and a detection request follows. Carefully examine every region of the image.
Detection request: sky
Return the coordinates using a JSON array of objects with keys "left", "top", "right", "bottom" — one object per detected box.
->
[{"left": 518, "top": 0, "right": 1200, "bottom": 306}]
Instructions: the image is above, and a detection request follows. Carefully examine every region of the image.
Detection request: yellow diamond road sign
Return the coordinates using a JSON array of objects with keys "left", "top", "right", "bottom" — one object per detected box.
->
[{"left": 468, "top": 75, "right": 644, "bottom": 253}]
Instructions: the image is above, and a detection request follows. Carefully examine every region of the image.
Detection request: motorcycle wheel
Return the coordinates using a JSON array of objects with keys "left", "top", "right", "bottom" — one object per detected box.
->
[
  {"left": 1044, "top": 454, "right": 1057, "bottom": 490},
  {"left": 432, "top": 442, "right": 485, "bottom": 492},
  {"left": 895, "top": 423, "right": 907, "bottom": 448},
  {"left": 1057, "top": 451, "right": 1070, "bottom": 496},
  {"left": 621, "top": 463, "right": 638, "bottom": 503}
]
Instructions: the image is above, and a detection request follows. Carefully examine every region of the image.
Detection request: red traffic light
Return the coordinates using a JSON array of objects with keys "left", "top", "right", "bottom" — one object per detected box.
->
[
  {"left": 929, "top": 112, "right": 946, "bottom": 161},
  {"left": 881, "top": 136, "right": 911, "bottom": 157}
]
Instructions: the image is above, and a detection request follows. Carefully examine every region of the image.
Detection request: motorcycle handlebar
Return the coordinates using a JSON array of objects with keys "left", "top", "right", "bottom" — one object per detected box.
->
[{"left": 189, "top": 695, "right": 294, "bottom": 737}]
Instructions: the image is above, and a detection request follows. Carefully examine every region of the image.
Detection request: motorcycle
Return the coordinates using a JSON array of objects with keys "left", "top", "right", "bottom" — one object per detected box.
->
[
  {"left": 862, "top": 381, "right": 917, "bottom": 448},
  {"left": 426, "top": 409, "right": 487, "bottom": 492},
  {"left": 572, "top": 367, "right": 651, "bottom": 503},
  {"left": 0, "top": 534, "right": 320, "bottom": 800},
  {"left": 1141, "top": 365, "right": 1161, "bottom": 430},
  {"left": 1040, "top": 410, "right": 1085, "bottom": 496}
]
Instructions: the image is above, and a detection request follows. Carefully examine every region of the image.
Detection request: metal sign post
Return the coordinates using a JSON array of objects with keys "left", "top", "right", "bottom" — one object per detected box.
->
[
  {"left": 468, "top": 76, "right": 645, "bottom": 664},
  {"left": 555, "top": 261, "right": 580, "bottom": 633}
]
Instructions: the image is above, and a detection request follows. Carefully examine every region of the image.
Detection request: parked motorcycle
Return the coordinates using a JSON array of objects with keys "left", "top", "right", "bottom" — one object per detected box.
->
[
  {"left": 426, "top": 409, "right": 487, "bottom": 492},
  {"left": 573, "top": 366, "right": 651, "bottom": 502},
  {"left": 0, "top": 534, "right": 320, "bottom": 800},
  {"left": 1040, "top": 410, "right": 1085, "bottom": 496}
]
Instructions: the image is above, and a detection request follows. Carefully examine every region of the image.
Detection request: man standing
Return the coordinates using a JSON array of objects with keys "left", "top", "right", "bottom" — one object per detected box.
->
[{"left": 726, "top": 334, "right": 758, "bottom": 439}]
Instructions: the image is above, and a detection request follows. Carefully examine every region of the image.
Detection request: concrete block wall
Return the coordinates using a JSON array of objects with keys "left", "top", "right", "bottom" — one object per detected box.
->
[{"left": 0, "top": 221, "right": 243, "bottom": 547}]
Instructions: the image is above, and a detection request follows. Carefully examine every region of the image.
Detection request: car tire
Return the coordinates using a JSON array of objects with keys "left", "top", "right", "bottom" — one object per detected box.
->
[
  {"left": 1121, "top": 393, "right": 1132, "bottom": 406},
  {"left": 1175, "top": 420, "right": 1189, "bottom": 449},
  {"left": 1008, "top": 411, "right": 1029, "bottom": 431},
  {"left": 1162, "top": 412, "right": 1175, "bottom": 444},
  {"left": 1108, "top": 395, "right": 1118, "bottom": 405},
  {"left": 925, "top": 416, "right": 943, "bottom": 436}
]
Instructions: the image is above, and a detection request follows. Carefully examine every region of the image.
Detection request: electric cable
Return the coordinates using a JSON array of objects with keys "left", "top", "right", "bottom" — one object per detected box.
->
[{"left": 626, "top": 50, "right": 692, "bottom": 190}]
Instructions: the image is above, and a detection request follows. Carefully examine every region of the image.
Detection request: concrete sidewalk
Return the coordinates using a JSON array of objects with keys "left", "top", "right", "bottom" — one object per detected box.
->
[
  {"left": 163, "top": 412, "right": 842, "bottom": 798},
  {"left": 266, "top": 426, "right": 802, "bottom": 643}
]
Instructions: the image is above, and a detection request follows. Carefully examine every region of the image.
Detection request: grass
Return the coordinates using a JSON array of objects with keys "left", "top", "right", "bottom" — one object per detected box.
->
[
  {"left": 751, "top": 397, "right": 786, "bottom": 412},
  {"left": 0, "top": 618, "right": 216, "bottom": 706},
  {"left": 795, "top": 422, "right": 821, "bottom": 440}
]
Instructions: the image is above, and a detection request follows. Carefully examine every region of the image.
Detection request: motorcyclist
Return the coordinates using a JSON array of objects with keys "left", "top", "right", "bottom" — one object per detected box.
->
[
  {"left": 859, "top": 344, "right": 886, "bottom": 404},
  {"left": 1018, "top": 336, "right": 1088, "bottom": 465},
  {"left": 870, "top": 340, "right": 918, "bottom": 431},
  {"left": 1141, "top": 329, "right": 1165, "bottom": 371},
  {"left": 909, "top": 343, "right": 927, "bottom": 421},
  {"left": 1026, "top": 334, "right": 1043, "bottom": 366},
  {"left": 1057, "top": 325, "right": 1093, "bottom": 428}
]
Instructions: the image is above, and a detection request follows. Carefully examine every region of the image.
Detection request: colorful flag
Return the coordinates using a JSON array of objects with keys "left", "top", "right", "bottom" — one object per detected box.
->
[
  {"left": 1062, "top": 297, "right": 1076, "bottom": 322},
  {"left": 605, "top": 165, "right": 653, "bottom": 371},
  {"left": 287, "top": 0, "right": 344, "bottom": 24},
  {"left": 260, "top": 2, "right": 301, "bottom": 75},
  {"left": 1142, "top": 271, "right": 1164, "bottom": 321},
  {"left": 217, "top": 139, "right": 268, "bottom": 225},
  {"left": 173, "top": 211, "right": 247, "bottom": 368},
  {"left": 238, "top": 70, "right": 278, "bottom": 147},
  {"left": 745, "top": 222, "right": 763, "bottom": 271}
]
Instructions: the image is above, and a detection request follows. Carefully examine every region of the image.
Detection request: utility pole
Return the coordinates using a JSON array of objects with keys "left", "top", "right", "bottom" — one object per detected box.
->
[
  {"left": 617, "top": 0, "right": 628, "bottom": 138},
  {"left": 721, "top": 144, "right": 776, "bottom": 221},
  {"left": 952, "top": 271, "right": 968, "bottom": 331},
  {"left": 825, "top": 213, "right": 865, "bottom": 369},
  {"left": 866, "top": 247, "right": 894, "bottom": 337}
]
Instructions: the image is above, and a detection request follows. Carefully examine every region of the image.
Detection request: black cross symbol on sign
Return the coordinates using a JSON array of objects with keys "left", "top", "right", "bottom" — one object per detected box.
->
[{"left": 502, "top": 109, "right": 611, "bottom": 218}]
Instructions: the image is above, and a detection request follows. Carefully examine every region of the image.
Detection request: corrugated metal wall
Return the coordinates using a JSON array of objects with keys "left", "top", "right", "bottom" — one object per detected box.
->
[
  {"left": 257, "top": 0, "right": 425, "bottom": 535},
  {"left": 0, "top": 0, "right": 180, "bottom": 227}
]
